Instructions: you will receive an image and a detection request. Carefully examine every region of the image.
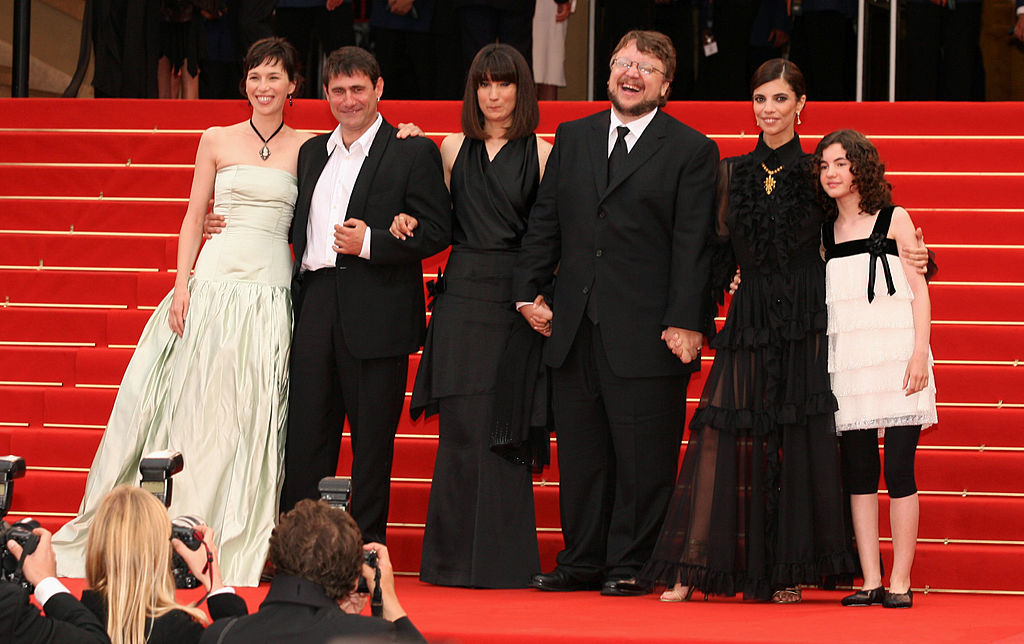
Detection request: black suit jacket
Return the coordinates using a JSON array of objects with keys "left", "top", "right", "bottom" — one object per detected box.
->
[
  {"left": 1, "top": 585, "right": 109, "bottom": 644},
  {"left": 80, "top": 588, "right": 247, "bottom": 644},
  {"left": 290, "top": 118, "right": 452, "bottom": 360},
  {"left": 200, "top": 575, "right": 425, "bottom": 644},
  {"left": 513, "top": 109, "right": 718, "bottom": 378}
]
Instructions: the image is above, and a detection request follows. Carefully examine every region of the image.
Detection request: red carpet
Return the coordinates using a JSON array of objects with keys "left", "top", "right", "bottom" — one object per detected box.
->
[
  {"left": 2, "top": 98, "right": 1024, "bottom": 625},
  {"left": 46, "top": 578, "right": 1024, "bottom": 643}
]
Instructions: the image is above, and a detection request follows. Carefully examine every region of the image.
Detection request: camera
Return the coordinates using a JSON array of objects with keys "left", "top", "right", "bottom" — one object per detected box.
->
[
  {"left": 139, "top": 450, "right": 184, "bottom": 507},
  {"left": 138, "top": 451, "right": 203, "bottom": 589},
  {"left": 319, "top": 477, "right": 382, "bottom": 616},
  {"left": 0, "top": 518, "right": 40, "bottom": 592},
  {"left": 0, "top": 456, "right": 39, "bottom": 592},
  {"left": 318, "top": 476, "right": 352, "bottom": 512},
  {"left": 169, "top": 515, "right": 205, "bottom": 590}
]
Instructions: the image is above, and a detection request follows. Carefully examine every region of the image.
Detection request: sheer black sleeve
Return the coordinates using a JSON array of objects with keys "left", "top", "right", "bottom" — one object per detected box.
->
[{"left": 703, "top": 158, "right": 738, "bottom": 339}]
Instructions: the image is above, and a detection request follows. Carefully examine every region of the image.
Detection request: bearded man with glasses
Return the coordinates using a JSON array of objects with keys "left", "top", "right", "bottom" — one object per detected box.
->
[{"left": 513, "top": 29, "right": 719, "bottom": 597}]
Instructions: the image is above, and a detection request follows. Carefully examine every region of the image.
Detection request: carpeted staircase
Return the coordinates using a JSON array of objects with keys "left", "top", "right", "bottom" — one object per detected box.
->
[{"left": 1, "top": 98, "right": 1022, "bottom": 595}]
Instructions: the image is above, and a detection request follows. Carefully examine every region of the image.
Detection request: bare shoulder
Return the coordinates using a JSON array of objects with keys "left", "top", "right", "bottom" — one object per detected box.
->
[
  {"left": 440, "top": 132, "right": 465, "bottom": 155},
  {"left": 440, "top": 133, "right": 464, "bottom": 165}
]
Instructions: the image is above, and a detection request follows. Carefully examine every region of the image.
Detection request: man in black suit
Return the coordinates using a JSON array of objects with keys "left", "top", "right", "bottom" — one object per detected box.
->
[
  {"left": 3, "top": 528, "right": 109, "bottom": 644},
  {"left": 513, "top": 29, "right": 718, "bottom": 596},
  {"left": 201, "top": 500, "right": 424, "bottom": 644},
  {"left": 279, "top": 46, "right": 451, "bottom": 545}
]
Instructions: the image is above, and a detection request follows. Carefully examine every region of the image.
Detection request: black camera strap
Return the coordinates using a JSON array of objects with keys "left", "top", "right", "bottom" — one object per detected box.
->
[{"left": 370, "top": 566, "right": 383, "bottom": 618}]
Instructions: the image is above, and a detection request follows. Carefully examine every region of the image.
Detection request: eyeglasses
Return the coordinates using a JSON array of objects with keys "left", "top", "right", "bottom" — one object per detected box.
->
[{"left": 610, "top": 58, "right": 665, "bottom": 77}]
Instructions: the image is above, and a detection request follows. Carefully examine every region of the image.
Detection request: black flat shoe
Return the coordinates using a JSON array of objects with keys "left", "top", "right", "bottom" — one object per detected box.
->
[
  {"left": 841, "top": 586, "right": 885, "bottom": 606},
  {"left": 883, "top": 589, "right": 914, "bottom": 608},
  {"left": 530, "top": 568, "right": 602, "bottom": 592}
]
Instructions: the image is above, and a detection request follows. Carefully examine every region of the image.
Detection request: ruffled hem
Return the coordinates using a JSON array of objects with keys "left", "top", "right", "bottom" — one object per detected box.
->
[
  {"left": 771, "top": 549, "right": 860, "bottom": 589},
  {"left": 641, "top": 547, "right": 857, "bottom": 600},
  {"left": 690, "top": 390, "right": 837, "bottom": 436},
  {"left": 836, "top": 413, "right": 937, "bottom": 432}
]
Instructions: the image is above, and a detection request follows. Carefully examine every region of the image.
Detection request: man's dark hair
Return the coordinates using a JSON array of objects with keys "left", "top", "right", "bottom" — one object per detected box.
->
[
  {"left": 269, "top": 499, "right": 364, "bottom": 600},
  {"left": 323, "top": 46, "right": 381, "bottom": 88},
  {"left": 238, "top": 37, "right": 303, "bottom": 97},
  {"left": 461, "top": 43, "right": 539, "bottom": 141}
]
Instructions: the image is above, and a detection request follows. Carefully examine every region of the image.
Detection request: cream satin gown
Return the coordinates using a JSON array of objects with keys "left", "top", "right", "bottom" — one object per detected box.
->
[{"left": 53, "top": 165, "right": 296, "bottom": 586}]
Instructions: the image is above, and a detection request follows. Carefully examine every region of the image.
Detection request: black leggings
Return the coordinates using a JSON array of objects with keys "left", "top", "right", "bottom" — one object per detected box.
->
[{"left": 840, "top": 425, "right": 922, "bottom": 499}]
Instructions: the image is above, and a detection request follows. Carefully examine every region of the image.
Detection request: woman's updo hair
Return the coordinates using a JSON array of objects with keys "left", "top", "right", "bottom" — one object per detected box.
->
[
  {"left": 750, "top": 58, "right": 806, "bottom": 99},
  {"left": 238, "top": 36, "right": 303, "bottom": 98}
]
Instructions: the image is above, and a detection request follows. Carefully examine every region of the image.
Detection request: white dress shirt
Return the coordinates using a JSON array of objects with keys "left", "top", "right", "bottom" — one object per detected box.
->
[
  {"left": 608, "top": 106, "right": 658, "bottom": 156},
  {"left": 301, "top": 113, "right": 383, "bottom": 271}
]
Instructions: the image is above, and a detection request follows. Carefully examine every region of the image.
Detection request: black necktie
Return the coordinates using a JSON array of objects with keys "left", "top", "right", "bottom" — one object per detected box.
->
[{"left": 608, "top": 125, "right": 629, "bottom": 184}]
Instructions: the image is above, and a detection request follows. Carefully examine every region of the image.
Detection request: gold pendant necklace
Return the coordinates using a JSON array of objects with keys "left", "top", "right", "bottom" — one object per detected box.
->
[{"left": 761, "top": 162, "right": 783, "bottom": 195}]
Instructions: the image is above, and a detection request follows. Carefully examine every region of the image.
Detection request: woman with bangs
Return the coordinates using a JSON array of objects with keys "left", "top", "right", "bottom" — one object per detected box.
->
[
  {"left": 389, "top": 43, "right": 553, "bottom": 588},
  {"left": 81, "top": 486, "right": 246, "bottom": 644}
]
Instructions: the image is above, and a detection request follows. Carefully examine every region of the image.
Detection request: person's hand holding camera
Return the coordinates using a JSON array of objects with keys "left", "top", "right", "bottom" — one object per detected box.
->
[
  {"left": 171, "top": 524, "right": 224, "bottom": 593},
  {"left": 6, "top": 527, "right": 55, "bottom": 587},
  {"left": 361, "top": 542, "right": 406, "bottom": 622}
]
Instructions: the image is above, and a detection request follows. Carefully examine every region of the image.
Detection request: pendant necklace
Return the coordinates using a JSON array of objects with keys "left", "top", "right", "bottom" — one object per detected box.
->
[
  {"left": 761, "top": 162, "right": 783, "bottom": 195},
  {"left": 250, "top": 119, "right": 285, "bottom": 161}
]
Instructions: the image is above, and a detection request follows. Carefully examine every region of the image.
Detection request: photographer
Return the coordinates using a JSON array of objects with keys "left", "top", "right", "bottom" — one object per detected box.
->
[
  {"left": 202, "top": 499, "right": 425, "bottom": 643},
  {"left": 2, "top": 526, "right": 109, "bottom": 643},
  {"left": 81, "top": 486, "right": 247, "bottom": 644}
]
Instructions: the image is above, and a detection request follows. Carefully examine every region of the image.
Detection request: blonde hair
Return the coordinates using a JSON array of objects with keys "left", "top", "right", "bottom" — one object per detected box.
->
[{"left": 85, "top": 486, "right": 207, "bottom": 644}]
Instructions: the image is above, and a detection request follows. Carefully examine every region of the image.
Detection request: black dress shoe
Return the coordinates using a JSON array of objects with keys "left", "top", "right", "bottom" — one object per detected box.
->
[
  {"left": 600, "top": 577, "right": 650, "bottom": 597},
  {"left": 841, "top": 586, "right": 885, "bottom": 606},
  {"left": 530, "top": 569, "right": 602, "bottom": 592},
  {"left": 883, "top": 589, "right": 914, "bottom": 608}
]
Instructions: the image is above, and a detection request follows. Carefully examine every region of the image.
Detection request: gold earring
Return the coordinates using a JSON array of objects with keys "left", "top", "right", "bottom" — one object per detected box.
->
[{"left": 796, "top": 112, "right": 802, "bottom": 125}]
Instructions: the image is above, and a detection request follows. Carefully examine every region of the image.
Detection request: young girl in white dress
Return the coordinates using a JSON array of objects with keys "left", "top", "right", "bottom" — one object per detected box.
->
[{"left": 816, "top": 130, "right": 937, "bottom": 609}]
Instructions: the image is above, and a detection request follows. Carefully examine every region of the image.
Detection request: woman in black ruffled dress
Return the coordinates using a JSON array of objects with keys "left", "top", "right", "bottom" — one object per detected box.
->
[
  {"left": 640, "top": 59, "right": 856, "bottom": 602},
  {"left": 389, "top": 44, "right": 553, "bottom": 588}
]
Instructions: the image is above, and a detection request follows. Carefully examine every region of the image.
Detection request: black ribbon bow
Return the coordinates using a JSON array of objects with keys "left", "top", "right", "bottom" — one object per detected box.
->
[{"left": 866, "top": 231, "right": 896, "bottom": 303}]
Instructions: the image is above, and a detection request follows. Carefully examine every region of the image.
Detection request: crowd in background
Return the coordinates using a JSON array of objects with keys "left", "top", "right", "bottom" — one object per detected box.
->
[{"left": 93, "top": 0, "right": 1014, "bottom": 103}]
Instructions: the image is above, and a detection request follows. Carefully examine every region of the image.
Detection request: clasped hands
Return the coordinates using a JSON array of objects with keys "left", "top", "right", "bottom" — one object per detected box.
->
[
  {"left": 520, "top": 295, "right": 553, "bottom": 337},
  {"left": 662, "top": 326, "right": 702, "bottom": 364}
]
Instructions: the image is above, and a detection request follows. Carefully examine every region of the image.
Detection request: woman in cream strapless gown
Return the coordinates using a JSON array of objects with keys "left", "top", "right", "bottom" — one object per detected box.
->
[{"left": 52, "top": 38, "right": 312, "bottom": 586}]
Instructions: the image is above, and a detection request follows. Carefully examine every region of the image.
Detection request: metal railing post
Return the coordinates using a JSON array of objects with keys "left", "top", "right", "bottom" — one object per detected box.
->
[{"left": 12, "top": 0, "right": 31, "bottom": 97}]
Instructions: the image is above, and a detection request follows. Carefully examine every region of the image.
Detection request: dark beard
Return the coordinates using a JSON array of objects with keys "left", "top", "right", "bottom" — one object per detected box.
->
[{"left": 607, "top": 84, "right": 660, "bottom": 117}]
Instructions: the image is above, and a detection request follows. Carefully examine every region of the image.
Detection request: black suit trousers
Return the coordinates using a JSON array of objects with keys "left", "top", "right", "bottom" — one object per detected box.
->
[
  {"left": 551, "top": 319, "right": 688, "bottom": 579},
  {"left": 281, "top": 268, "right": 407, "bottom": 545}
]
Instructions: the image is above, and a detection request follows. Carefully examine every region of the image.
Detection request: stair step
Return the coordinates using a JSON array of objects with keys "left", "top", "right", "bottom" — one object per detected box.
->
[
  {"left": 0, "top": 200, "right": 184, "bottom": 235},
  {"left": 0, "top": 233, "right": 174, "bottom": 270},
  {"left": 0, "top": 166, "right": 194, "bottom": 200},
  {"left": 921, "top": 406, "right": 1024, "bottom": 447},
  {"left": 886, "top": 174, "right": 1023, "bottom": 210},
  {"left": 914, "top": 210, "right": 1024, "bottom": 245},
  {"left": 0, "top": 131, "right": 203, "bottom": 165}
]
